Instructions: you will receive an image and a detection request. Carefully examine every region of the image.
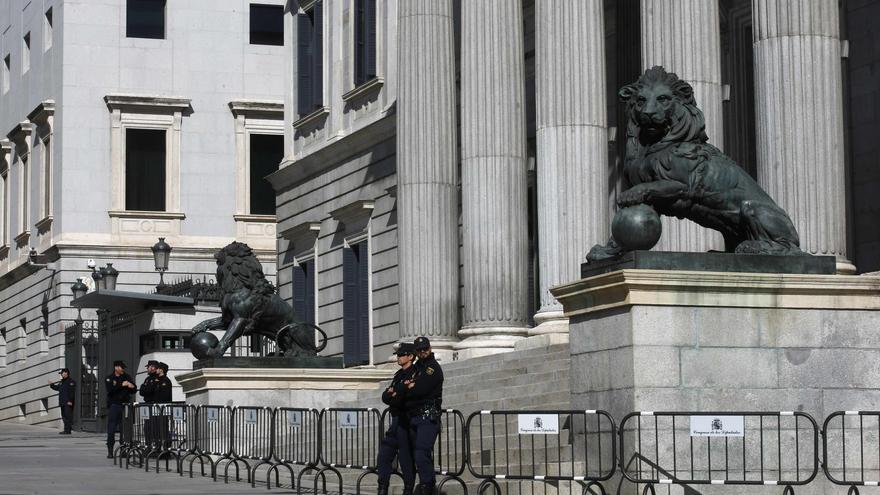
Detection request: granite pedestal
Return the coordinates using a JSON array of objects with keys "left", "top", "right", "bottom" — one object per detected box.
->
[{"left": 552, "top": 265, "right": 880, "bottom": 494}]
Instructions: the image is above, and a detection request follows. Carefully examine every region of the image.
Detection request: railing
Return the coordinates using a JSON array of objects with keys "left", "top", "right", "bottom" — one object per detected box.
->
[
  {"left": 112, "top": 406, "right": 880, "bottom": 494},
  {"left": 466, "top": 410, "right": 616, "bottom": 495}
]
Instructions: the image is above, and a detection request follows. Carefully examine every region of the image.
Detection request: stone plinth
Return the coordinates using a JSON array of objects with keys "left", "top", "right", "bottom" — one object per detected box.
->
[
  {"left": 552, "top": 269, "right": 880, "bottom": 493},
  {"left": 175, "top": 368, "right": 393, "bottom": 410},
  {"left": 552, "top": 269, "right": 880, "bottom": 494}
]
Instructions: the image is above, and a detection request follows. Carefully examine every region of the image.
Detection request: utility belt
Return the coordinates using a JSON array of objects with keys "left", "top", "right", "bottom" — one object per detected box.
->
[{"left": 412, "top": 403, "right": 441, "bottom": 420}]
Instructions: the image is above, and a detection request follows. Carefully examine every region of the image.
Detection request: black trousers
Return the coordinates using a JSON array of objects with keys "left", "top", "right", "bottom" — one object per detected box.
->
[
  {"left": 60, "top": 403, "right": 73, "bottom": 432},
  {"left": 106, "top": 403, "right": 124, "bottom": 448},
  {"left": 377, "top": 416, "right": 415, "bottom": 487}
]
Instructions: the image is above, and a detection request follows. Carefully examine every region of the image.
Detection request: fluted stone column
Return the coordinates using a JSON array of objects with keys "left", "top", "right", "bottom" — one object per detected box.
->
[
  {"left": 752, "top": 0, "right": 853, "bottom": 273},
  {"left": 532, "top": 0, "right": 609, "bottom": 336},
  {"left": 641, "top": 0, "right": 724, "bottom": 252},
  {"left": 456, "top": 0, "right": 530, "bottom": 356},
  {"left": 397, "top": 0, "right": 460, "bottom": 353}
]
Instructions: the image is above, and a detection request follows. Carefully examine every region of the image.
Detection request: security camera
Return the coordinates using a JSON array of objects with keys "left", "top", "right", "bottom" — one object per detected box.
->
[
  {"left": 87, "top": 259, "right": 96, "bottom": 269},
  {"left": 28, "top": 248, "right": 37, "bottom": 262}
]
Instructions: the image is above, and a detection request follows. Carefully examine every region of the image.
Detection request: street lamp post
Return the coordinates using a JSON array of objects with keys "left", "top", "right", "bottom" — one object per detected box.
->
[
  {"left": 103, "top": 263, "right": 119, "bottom": 291},
  {"left": 151, "top": 237, "right": 172, "bottom": 292},
  {"left": 71, "top": 278, "right": 87, "bottom": 322}
]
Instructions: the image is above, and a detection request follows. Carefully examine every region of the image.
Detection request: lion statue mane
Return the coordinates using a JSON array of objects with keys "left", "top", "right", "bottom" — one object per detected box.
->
[
  {"left": 191, "top": 241, "right": 327, "bottom": 358},
  {"left": 587, "top": 66, "right": 802, "bottom": 261}
]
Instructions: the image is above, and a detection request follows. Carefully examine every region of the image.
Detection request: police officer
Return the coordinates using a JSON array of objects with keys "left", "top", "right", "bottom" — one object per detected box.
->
[
  {"left": 153, "top": 362, "right": 173, "bottom": 448},
  {"left": 405, "top": 337, "right": 444, "bottom": 495},
  {"left": 377, "top": 343, "right": 417, "bottom": 495},
  {"left": 105, "top": 360, "right": 136, "bottom": 459},
  {"left": 48, "top": 368, "right": 76, "bottom": 434},
  {"left": 138, "top": 360, "right": 159, "bottom": 446}
]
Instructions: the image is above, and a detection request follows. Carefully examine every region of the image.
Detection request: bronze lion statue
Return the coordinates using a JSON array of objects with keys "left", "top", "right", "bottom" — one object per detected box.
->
[
  {"left": 588, "top": 66, "right": 803, "bottom": 261},
  {"left": 191, "top": 241, "right": 327, "bottom": 359}
]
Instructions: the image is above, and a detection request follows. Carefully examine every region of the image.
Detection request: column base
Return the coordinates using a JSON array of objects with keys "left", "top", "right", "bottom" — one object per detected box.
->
[
  {"left": 530, "top": 309, "right": 569, "bottom": 336},
  {"left": 453, "top": 326, "right": 529, "bottom": 361},
  {"left": 836, "top": 258, "right": 857, "bottom": 275}
]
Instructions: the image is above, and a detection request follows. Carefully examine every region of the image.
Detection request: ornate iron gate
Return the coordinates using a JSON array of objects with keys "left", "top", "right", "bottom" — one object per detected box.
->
[{"left": 64, "top": 318, "right": 99, "bottom": 432}]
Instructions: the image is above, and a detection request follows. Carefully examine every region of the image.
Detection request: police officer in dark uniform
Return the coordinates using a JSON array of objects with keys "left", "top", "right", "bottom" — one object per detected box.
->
[
  {"left": 377, "top": 343, "right": 417, "bottom": 495},
  {"left": 406, "top": 337, "right": 444, "bottom": 495},
  {"left": 105, "top": 360, "right": 136, "bottom": 459},
  {"left": 138, "top": 360, "right": 159, "bottom": 446},
  {"left": 153, "top": 362, "right": 174, "bottom": 448},
  {"left": 48, "top": 368, "right": 76, "bottom": 434}
]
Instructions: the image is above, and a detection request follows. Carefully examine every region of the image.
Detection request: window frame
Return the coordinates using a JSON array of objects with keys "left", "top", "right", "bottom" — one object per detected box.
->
[
  {"left": 353, "top": 0, "right": 377, "bottom": 87},
  {"left": 43, "top": 8, "right": 53, "bottom": 52},
  {"left": 104, "top": 95, "right": 190, "bottom": 239},
  {"left": 21, "top": 32, "right": 30, "bottom": 74},
  {"left": 27, "top": 100, "right": 55, "bottom": 237}
]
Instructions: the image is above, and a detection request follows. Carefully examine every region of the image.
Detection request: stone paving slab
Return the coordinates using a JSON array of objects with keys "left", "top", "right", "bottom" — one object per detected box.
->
[{"left": 0, "top": 422, "right": 297, "bottom": 494}]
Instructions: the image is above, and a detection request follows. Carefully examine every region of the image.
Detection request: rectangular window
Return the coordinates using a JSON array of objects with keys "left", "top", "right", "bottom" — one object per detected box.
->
[
  {"left": 40, "top": 137, "right": 51, "bottom": 219},
  {"left": 44, "top": 8, "right": 53, "bottom": 51},
  {"left": 19, "top": 155, "right": 28, "bottom": 234},
  {"left": 125, "top": 128, "right": 166, "bottom": 211},
  {"left": 296, "top": 3, "right": 323, "bottom": 117},
  {"left": 250, "top": 4, "right": 284, "bottom": 46},
  {"left": 0, "top": 328, "right": 6, "bottom": 368},
  {"left": 126, "top": 0, "right": 166, "bottom": 39},
  {"left": 354, "top": 0, "right": 377, "bottom": 86},
  {"left": 342, "top": 241, "right": 370, "bottom": 367},
  {"left": 292, "top": 258, "right": 316, "bottom": 325},
  {"left": 0, "top": 170, "right": 7, "bottom": 245},
  {"left": 2, "top": 55, "right": 10, "bottom": 93},
  {"left": 249, "top": 134, "right": 283, "bottom": 215},
  {"left": 22, "top": 33, "right": 30, "bottom": 73}
]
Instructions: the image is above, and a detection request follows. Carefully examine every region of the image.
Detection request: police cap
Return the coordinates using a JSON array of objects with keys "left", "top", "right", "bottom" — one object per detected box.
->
[
  {"left": 113, "top": 360, "right": 126, "bottom": 368},
  {"left": 59, "top": 368, "right": 70, "bottom": 375},
  {"left": 395, "top": 343, "right": 415, "bottom": 356},
  {"left": 145, "top": 360, "right": 160, "bottom": 369},
  {"left": 414, "top": 336, "right": 431, "bottom": 351},
  {"left": 158, "top": 362, "right": 169, "bottom": 372}
]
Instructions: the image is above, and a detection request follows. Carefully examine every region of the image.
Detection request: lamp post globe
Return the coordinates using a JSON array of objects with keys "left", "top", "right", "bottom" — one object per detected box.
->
[
  {"left": 103, "top": 263, "right": 119, "bottom": 291},
  {"left": 71, "top": 278, "right": 88, "bottom": 300},
  {"left": 151, "top": 237, "right": 172, "bottom": 290}
]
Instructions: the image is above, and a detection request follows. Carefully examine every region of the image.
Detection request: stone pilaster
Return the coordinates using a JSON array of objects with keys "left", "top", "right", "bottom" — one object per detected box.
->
[
  {"left": 457, "top": 0, "right": 530, "bottom": 356},
  {"left": 533, "top": 0, "right": 609, "bottom": 336},
  {"left": 752, "top": 0, "right": 852, "bottom": 273},
  {"left": 640, "top": 0, "right": 724, "bottom": 252},
  {"left": 397, "top": 0, "right": 460, "bottom": 351}
]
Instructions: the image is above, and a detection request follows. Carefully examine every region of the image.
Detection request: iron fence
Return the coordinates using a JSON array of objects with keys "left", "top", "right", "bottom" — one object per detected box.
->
[
  {"left": 465, "top": 410, "right": 617, "bottom": 495},
  {"left": 106, "top": 405, "right": 880, "bottom": 494},
  {"left": 618, "top": 411, "right": 819, "bottom": 494}
]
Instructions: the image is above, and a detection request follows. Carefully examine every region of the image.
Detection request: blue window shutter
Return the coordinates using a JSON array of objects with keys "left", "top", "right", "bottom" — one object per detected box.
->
[
  {"left": 296, "top": 13, "right": 313, "bottom": 116},
  {"left": 292, "top": 263, "right": 307, "bottom": 321},
  {"left": 311, "top": 2, "right": 324, "bottom": 111},
  {"left": 303, "top": 259, "right": 315, "bottom": 326},
  {"left": 354, "top": 0, "right": 366, "bottom": 85},
  {"left": 343, "top": 246, "right": 358, "bottom": 367},
  {"left": 365, "top": 0, "right": 376, "bottom": 81},
  {"left": 356, "top": 242, "right": 370, "bottom": 365}
]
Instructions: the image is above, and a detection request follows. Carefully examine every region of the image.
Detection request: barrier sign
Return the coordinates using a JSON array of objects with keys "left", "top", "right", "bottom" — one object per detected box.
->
[
  {"left": 518, "top": 414, "right": 559, "bottom": 434},
  {"left": 690, "top": 415, "right": 744, "bottom": 437},
  {"left": 245, "top": 409, "right": 258, "bottom": 424},
  {"left": 286, "top": 410, "right": 303, "bottom": 428},
  {"left": 172, "top": 406, "right": 185, "bottom": 421},
  {"left": 339, "top": 412, "right": 358, "bottom": 429},
  {"left": 206, "top": 407, "right": 219, "bottom": 423}
]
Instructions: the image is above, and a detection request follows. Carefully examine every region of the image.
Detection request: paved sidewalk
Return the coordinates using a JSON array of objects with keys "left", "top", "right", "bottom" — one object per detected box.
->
[{"left": 0, "top": 422, "right": 296, "bottom": 494}]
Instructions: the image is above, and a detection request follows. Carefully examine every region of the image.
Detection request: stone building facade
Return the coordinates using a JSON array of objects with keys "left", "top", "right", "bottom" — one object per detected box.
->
[
  {"left": 271, "top": 0, "right": 880, "bottom": 365},
  {"left": 0, "top": 0, "right": 285, "bottom": 426}
]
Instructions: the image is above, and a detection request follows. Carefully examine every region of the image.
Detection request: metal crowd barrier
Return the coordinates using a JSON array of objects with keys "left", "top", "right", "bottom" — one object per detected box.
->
[
  {"left": 272, "top": 407, "right": 321, "bottom": 491},
  {"left": 619, "top": 411, "right": 819, "bottom": 494},
  {"left": 231, "top": 406, "right": 275, "bottom": 487},
  {"left": 465, "top": 410, "right": 617, "bottom": 495},
  {"left": 822, "top": 410, "right": 880, "bottom": 494},
  {"left": 196, "top": 405, "right": 236, "bottom": 481},
  {"left": 317, "top": 408, "right": 383, "bottom": 495}
]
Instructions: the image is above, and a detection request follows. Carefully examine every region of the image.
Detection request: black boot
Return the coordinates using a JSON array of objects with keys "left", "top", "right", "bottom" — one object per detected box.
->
[
  {"left": 415, "top": 483, "right": 436, "bottom": 495},
  {"left": 402, "top": 484, "right": 414, "bottom": 495},
  {"left": 377, "top": 483, "right": 389, "bottom": 495},
  {"left": 106, "top": 445, "right": 114, "bottom": 459}
]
